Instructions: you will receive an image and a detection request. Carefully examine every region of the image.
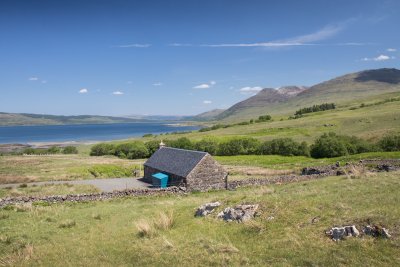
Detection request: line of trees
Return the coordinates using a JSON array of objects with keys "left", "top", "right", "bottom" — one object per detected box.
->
[
  {"left": 199, "top": 114, "right": 272, "bottom": 132},
  {"left": 295, "top": 103, "right": 336, "bottom": 116},
  {"left": 90, "top": 133, "right": 400, "bottom": 159},
  {"left": 23, "top": 146, "right": 78, "bottom": 155}
]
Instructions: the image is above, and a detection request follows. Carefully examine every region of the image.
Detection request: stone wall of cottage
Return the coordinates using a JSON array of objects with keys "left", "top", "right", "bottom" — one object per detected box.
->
[
  {"left": 186, "top": 154, "right": 228, "bottom": 191},
  {"left": 143, "top": 165, "right": 186, "bottom": 187}
]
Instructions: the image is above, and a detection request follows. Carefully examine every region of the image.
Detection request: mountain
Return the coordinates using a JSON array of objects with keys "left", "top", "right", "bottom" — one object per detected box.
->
[
  {"left": 216, "top": 86, "right": 307, "bottom": 119},
  {"left": 0, "top": 112, "right": 148, "bottom": 126},
  {"left": 215, "top": 68, "right": 400, "bottom": 121},
  {"left": 190, "top": 109, "right": 226, "bottom": 121}
]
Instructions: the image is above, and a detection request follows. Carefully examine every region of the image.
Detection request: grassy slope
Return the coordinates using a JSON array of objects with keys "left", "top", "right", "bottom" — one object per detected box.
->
[
  {"left": 0, "top": 171, "right": 399, "bottom": 266},
  {"left": 0, "top": 184, "right": 100, "bottom": 198},
  {"left": 0, "top": 155, "right": 144, "bottom": 184},
  {"left": 127, "top": 95, "right": 400, "bottom": 144}
]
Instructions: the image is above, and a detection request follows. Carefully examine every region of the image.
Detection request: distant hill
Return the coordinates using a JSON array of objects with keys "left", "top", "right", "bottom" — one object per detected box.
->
[
  {"left": 190, "top": 109, "right": 226, "bottom": 121},
  {"left": 217, "top": 86, "right": 307, "bottom": 119},
  {"left": 214, "top": 68, "right": 400, "bottom": 121},
  {"left": 0, "top": 112, "right": 147, "bottom": 126}
]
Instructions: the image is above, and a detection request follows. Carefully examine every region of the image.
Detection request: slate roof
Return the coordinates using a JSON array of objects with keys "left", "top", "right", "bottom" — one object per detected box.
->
[{"left": 144, "top": 147, "right": 208, "bottom": 177}]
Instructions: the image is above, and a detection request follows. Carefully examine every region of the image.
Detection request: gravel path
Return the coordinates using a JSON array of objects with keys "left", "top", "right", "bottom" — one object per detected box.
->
[{"left": 0, "top": 178, "right": 151, "bottom": 192}]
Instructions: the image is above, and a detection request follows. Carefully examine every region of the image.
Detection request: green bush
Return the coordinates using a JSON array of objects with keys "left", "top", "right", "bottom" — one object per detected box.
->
[
  {"left": 166, "top": 137, "right": 193, "bottom": 150},
  {"left": 145, "top": 140, "right": 161, "bottom": 155},
  {"left": 260, "top": 138, "right": 309, "bottom": 156},
  {"left": 90, "top": 143, "right": 116, "bottom": 156},
  {"left": 62, "top": 146, "right": 78, "bottom": 154},
  {"left": 379, "top": 134, "right": 400, "bottom": 151},
  {"left": 114, "top": 142, "right": 149, "bottom": 159},
  {"left": 310, "top": 132, "right": 349, "bottom": 158},
  {"left": 217, "top": 137, "right": 260, "bottom": 156},
  {"left": 195, "top": 137, "right": 219, "bottom": 155},
  {"left": 47, "top": 146, "right": 61, "bottom": 154}
]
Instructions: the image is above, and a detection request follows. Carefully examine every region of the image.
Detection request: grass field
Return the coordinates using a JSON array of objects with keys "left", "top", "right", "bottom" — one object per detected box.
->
[
  {"left": 0, "top": 171, "right": 399, "bottom": 266},
  {"left": 0, "top": 184, "right": 100, "bottom": 198},
  {"left": 0, "top": 155, "right": 144, "bottom": 184}
]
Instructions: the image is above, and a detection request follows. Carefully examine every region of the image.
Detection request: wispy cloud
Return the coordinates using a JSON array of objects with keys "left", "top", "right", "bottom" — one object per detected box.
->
[
  {"left": 239, "top": 86, "right": 263, "bottom": 95},
  {"left": 28, "top": 76, "right": 39, "bottom": 81},
  {"left": 41, "top": 80, "right": 47, "bottom": 84},
  {"left": 203, "top": 100, "right": 212, "bottom": 104},
  {"left": 112, "top": 91, "right": 124, "bottom": 95},
  {"left": 171, "top": 20, "right": 368, "bottom": 48},
  {"left": 193, "top": 83, "right": 210, "bottom": 89},
  {"left": 361, "top": 54, "right": 394, "bottom": 61},
  {"left": 193, "top": 81, "right": 216, "bottom": 89},
  {"left": 153, "top": 82, "right": 163, "bottom": 86},
  {"left": 387, "top": 48, "right": 397, "bottom": 52},
  {"left": 114, "top": 44, "right": 151, "bottom": 48},
  {"left": 79, "top": 88, "right": 88, "bottom": 94}
]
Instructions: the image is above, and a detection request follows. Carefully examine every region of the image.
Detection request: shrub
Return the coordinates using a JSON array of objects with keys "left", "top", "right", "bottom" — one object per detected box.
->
[
  {"left": 295, "top": 103, "right": 336, "bottom": 116},
  {"left": 257, "top": 115, "right": 272, "bottom": 122},
  {"left": 62, "top": 146, "right": 78, "bottom": 154},
  {"left": 166, "top": 137, "right": 193, "bottom": 150},
  {"left": 90, "top": 143, "right": 115, "bottom": 156},
  {"left": 195, "top": 137, "right": 219, "bottom": 155},
  {"left": 310, "top": 132, "right": 349, "bottom": 158},
  {"left": 47, "top": 146, "right": 61, "bottom": 154},
  {"left": 114, "top": 142, "right": 149, "bottom": 159},
  {"left": 217, "top": 137, "right": 260, "bottom": 156},
  {"left": 260, "top": 138, "right": 309, "bottom": 156},
  {"left": 379, "top": 134, "right": 400, "bottom": 151},
  {"left": 145, "top": 140, "right": 161, "bottom": 155}
]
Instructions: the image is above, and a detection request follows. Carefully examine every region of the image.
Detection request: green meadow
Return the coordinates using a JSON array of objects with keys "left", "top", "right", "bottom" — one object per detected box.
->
[{"left": 1, "top": 171, "right": 399, "bottom": 266}]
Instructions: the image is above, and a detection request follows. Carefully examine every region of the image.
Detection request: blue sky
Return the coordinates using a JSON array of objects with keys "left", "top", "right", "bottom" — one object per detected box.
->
[{"left": 0, "top": 0, "right": 399, "bottom": 116}]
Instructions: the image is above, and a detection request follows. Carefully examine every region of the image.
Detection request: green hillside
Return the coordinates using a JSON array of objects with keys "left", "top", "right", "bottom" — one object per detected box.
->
[
  {"left": 0, "top": 112, "right": 145, "bottom": 126},
  {"left": 215, "top": 68, "right": 400, "bottom": 122}
]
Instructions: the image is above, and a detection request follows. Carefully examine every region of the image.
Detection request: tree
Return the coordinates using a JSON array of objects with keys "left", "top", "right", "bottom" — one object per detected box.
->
[
  {"left": 195, "top": 137, "right": 219, "bottom": 155},
  {"left": 310, "top": 132, "right": 348, "bottom": 158},
  {"left": 167, "top": 137, "right": 193, "bottom": 150},
  {"left": 115, "top": 142, "right": 149, "bottom": 159},
  {"left": 145, "top": 140, "right": 161, "bottom": 155},
  {"left": 259, "top": 138, "right": 309, "bottom": 156},
  {"left": 47, "top": 146, "right": 61, "bottom": 154},
  {"left": 62, "top": 146, "right": 78, "bottom": 154},
  {"left": 90, "top": 143, "right": 115, "bottom": 156},
  {"left": 379, "top": 134, "right": 400, "bottom": 151}
]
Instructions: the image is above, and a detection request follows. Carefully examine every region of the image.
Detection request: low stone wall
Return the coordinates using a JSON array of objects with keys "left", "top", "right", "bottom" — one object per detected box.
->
[
  {"left": 1, "top": 159, "right": 398, "bottom": 207},
  {"left": 0, "top": 186, "right": 186, "bottom": 208}
]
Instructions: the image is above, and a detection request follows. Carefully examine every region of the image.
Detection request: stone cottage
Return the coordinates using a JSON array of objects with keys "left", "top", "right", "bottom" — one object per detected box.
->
[{"left": 143, "top": 145, "right": 228, "bottom": 191}]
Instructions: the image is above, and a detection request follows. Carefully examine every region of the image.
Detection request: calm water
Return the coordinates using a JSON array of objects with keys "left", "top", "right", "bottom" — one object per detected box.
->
[{"left": 0, "top": 123, "right": 200, "bottom": 144}]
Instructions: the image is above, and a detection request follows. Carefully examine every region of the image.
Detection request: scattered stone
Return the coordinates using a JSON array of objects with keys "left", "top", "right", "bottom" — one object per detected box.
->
[
  {"left": 376, "top": 164, "right": 397, "bottom": 172},
  {"left": 217, "top": 204, "right": 259, "bottom": 222},
  {"left": 326, "top": 225, "right": 360, "bottom": 241},
  {"left": 311, "top": 216, "right": 320, "bottom": 224},
  {"left": 195, "top": 202, "right": 221, "bottom": 217},
  {"left": 363, "top": 225, "right": 391, "bottom": 238},
  {"left": 267, "top": 216, "right": 275, "bottom": 221}
]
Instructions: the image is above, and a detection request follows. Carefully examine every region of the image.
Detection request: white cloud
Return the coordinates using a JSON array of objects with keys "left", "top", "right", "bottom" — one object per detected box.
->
[
  {"left": 28, "top": 76, "right": 39, "bottom": 81},
  {"left": 193, "top": 83, "right": 210, "bottom": 89},
  {"left": 153, "top": 82, "right": 163, "bottom": 86},
  {"left": 362, "top": 54, "right": 392, "bottom": 61},
  {"left": 112, "top": 91, "right": 124, "bottom": 95},
  {"left": 115, "top": 44, "right": 151, "bottom": 48},
  {"left": 79, "top": 88, "right": 88, "bottom": 94},
  {"left": 210, "top": 80, "right": 216, "bottom": 85},
  {"left": 203, "top": 100, "right": 212, "bottom": 104},
  {"left": 239, "top": 86, "right": 263, "bottom": 94},
  {"left": 387, "top": 48, "right": 397, "bottom": 52}
]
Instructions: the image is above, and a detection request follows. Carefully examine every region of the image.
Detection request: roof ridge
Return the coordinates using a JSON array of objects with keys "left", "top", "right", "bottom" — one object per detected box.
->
[{"left": 160, "top": 146, "right": 208, "bottom": 155}]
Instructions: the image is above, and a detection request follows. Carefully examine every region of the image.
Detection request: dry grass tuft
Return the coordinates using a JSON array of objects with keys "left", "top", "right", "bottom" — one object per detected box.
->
[
  {"left": 217, "top": 244, "right": 240, "bottom": 254},
  {"left": 344, "top": 164, "right": 372, "bottom": 179},
  {"left": 243, "top": 220, "right": 266, "bottom": 234},
  {"left": 154, "top": 211, "right": 174, "bottom": 231},
  {"left": 92, "top": 214, "right": 101, "bottom": 220},
  {"left": 135, "top": 219, "right": 154, "bottom": 238},
  {"left": 59, "top": 219, "right": 76, "bottom": 228},
  {"left": 0, "top": 243, "right": 34, "bottom": 266},
  {"left": 0, "top": 213, "right": 9, "bottom": 220}
]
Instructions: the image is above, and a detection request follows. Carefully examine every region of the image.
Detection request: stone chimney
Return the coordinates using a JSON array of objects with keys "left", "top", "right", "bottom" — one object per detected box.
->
[{"left": 159, "top": 140, "right": 166, "bottom": 149}]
